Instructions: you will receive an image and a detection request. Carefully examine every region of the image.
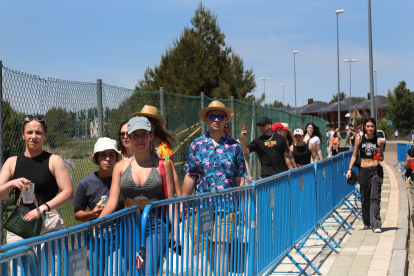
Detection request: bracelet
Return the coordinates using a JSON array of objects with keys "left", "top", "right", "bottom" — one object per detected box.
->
[
  {"left": 348, "top": 169, "right": 352, "bottom": 172},
  {"left": 44, "top": 203, "right": 51, "bottom": 212}
]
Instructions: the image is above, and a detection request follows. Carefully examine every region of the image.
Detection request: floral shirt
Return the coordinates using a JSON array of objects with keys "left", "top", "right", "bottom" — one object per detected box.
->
[
  {"left": 184, "top": 131, "right": 247, "bottom": 196},
  {"left": 156, "top": 137, "right": 174, "bottom": 162}
]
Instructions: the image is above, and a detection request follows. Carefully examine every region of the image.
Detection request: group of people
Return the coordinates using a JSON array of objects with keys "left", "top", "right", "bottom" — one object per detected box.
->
[
  {"left": 327, "top": 124, "right": 360, "bottom": 155},
  {"left": 0, "top": 100, "right": 386, "bottom": 275}
]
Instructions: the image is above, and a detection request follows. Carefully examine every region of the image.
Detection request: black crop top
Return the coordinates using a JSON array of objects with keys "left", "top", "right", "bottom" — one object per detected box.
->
[
  {"left": 359, "top": 135, "right": 379, "bottom": 159},
  {"left": 13, "top": 151, "right": 59, "bottom": 207},
  {"left": 292, "top": 144, "right": 312, "bottom": 166}
]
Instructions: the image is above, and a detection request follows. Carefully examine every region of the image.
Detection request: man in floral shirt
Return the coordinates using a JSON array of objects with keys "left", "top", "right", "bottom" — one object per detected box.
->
[{"left": 182, "top": 100, "right": 246, "bottom": 275}]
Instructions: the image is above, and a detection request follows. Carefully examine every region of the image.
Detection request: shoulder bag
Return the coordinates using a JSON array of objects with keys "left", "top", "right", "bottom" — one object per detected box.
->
[{"left": 4, "top": 183, "right": 43, "bottom": 239}]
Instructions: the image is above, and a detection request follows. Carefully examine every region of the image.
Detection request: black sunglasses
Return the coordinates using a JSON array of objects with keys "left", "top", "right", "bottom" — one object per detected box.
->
[
  {"left": 207, "top": 114, "right": 225, "bottom": 121},
  {"left": 23, "top": 115, "right": 45, "bottom": 122},
  {"left": 257, "top": 124, "right": 266, "bottom": 127}
]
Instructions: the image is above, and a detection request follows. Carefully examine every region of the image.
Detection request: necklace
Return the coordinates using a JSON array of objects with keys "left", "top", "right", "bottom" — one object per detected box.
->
[{"left": 262, "top": 133, "right": 274, "bottom": 142}]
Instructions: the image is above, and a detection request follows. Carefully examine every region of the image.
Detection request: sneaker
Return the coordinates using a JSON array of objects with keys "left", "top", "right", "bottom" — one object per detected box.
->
[
  {"left": 363, "top": 225, "right": 370, "bottom": 229},
  {"left": 374, "top": 228, "right": 382, "bottom": 233}
]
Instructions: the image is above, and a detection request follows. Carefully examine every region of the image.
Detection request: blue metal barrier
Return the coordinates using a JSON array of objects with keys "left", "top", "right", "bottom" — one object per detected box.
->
[
  {"left": 141, "top": 185, "right": 255, "bottom": 276},
  {"left": 396, "top": 143, "right": 412, "bottom": 169},
  {"left": 315, "top": 158, "right": 333, "bottom": 223},
  {"left": 0, "top": 246, "right": 39, "bottom": 276},
  {"left": 0, "top": 206, "right": 141, "bottom": 276},
  {"left": 254, "top": 172, "right": 291, "bottom": 275}
]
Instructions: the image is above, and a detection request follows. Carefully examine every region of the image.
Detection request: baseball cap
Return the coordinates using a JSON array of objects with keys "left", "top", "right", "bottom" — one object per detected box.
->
[
  {"left": 339, "top": 126, "right": 346, "bottom": 131},
  {"left": 272, "top": 122, "right": 288, "bottom": 131},
  {"left": 90, "top": 137, "right": 122, "bottom": 164},
  {"left": 127, "top": 116, "right": 152, "bottom": 135},
  {"left": 294, "top": 129, "right": 304, "bottom": 136},
  {"left": 256, "top": 117, "right": 272, "bottom": 126}
]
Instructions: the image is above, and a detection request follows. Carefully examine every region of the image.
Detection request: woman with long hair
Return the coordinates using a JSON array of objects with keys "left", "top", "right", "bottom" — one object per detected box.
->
[
  {"left": 290, "top": 129, "right": 318, "bottom": 166},
  {"left": 329, "top": 131, "right": 339, "bottom": 155},
  {"left": 303, "top": 122, "right": 323, "bottom": 160},
  {"left": 132, "top": 105, "right": 182, "bottom": 197},
  {"left": 346, "top": 118, "right": 384, "bottom": 233},
  {"left": 0, "top": 115, "right": 73, "bottom": 273},
  {"left": 117, "top": 120, "right": 133, "bottom": 160},
  {"left": 99, "top": 116, "right": 175, "bottom": 276}
]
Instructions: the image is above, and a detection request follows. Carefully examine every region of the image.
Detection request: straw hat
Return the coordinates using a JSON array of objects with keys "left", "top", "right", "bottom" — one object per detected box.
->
[
  {"left": 198, "top": 101, "right": 234, "bottom": 123},
  {"left": 132, "top": 105, "right": 166, "bottom": 127}
]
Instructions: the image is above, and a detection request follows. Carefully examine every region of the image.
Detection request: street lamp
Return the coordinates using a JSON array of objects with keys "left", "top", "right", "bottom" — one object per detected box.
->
[
  {"left": 343, "top": 59, "right": 357, "bottom": 124},
  {"left": 281, "top": 84, "right": 285, "bottom": 110},
  {"left": 373, "top": 69, "right": 377, "bottom": 121},
  {"left": 368, "top": 0, "right": 375, "bottom": 117},
  {"left": 293, "top": 51, "right": 299, "bottom": 114},
  {"left": 336, "top": 9, "right": 345, "bottom": 128},
  {"left": 259, "top": 78, "right": 270, "bottom": 107}
]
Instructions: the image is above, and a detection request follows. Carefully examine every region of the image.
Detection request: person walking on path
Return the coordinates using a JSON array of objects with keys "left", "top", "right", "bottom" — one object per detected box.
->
[
  {"left": 395, "top": 130, "right": 399, "bottom": 140},
  {"left": 291, "top": 129, "right": 318, "bottom": 167},
  {"left": 240, "top": 117, "right": 292, "bottom": 178},
  {"left": 346, "top": 118, "right": 384, "bottom": 233},
  {"left": 182, "top": 100, "right": 247, "bottom": 275},
  {"left": 132, "top": 105, "right": 182, "bottom": 197},
  {"left": 329, "top": 131, "right": 339, "bottom": 156},
  {"left": 337, "top": 126, "right": 355, "bottom": 153},
  {"left": 404, "top": 147, "right": 414, "bottom": 224},
  {"left": 303, "top": 122, "right": 323, "bottom": 160}
]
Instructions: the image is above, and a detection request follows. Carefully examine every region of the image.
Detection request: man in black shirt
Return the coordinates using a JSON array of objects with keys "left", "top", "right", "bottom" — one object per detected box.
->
[{"left": 240, "top": 117, "right": 293, "bottom": 178}]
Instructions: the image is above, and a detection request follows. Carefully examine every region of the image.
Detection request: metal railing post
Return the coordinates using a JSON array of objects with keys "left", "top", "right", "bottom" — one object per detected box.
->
[
  {"left": 231, "top": 96, "right": 235, "bottom": 137},
  {"left": 201, "top": 92, "right": 205, "bottom": 135},
  {"left": 96, "top": 79, "right": 103, "bottom": 138},
  {"left": 0, "top": 61, "right": 3, "bottom": 246}
]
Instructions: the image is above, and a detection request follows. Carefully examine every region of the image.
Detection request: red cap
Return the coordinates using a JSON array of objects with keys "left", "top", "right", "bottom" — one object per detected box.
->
[{"left": 272, "top": 122, "right": 288, "bottom": 131}]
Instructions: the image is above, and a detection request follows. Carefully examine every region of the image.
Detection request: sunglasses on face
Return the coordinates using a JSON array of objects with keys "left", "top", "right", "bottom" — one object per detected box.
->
[
  {"left": 119, "top": 132, "right": 128, "bottom": 138},
  {"left": 207, "top": 114, "right": 225, "bottom": 121},
  {"left": 23, "top": 115, "right": 45, "bottom": 122},
  {"left": 258, "top": 124, "right": 266, "bottom": 127}
]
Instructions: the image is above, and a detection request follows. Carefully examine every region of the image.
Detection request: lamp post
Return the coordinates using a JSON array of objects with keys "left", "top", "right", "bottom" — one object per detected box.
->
[
  {"left": 343, "top": 59, "right": 357, "bottom": 124},
  {"left": 368, "top": 0, "right": 375, "bottom": 118},
  {"left": 373, "top": 69, "right": 377, "bottom": 121},
  {"left": 336, "top": 9, "right": 345, "bottom": 128},
  {"left": 281, "top": 84, "right": 285, "bottom": 110},
  {"left": 293, "top": 51, "right": 299, "bottom": 114},
  {"left": 259, "top": 78, "right": 270, "bottom": 107}
]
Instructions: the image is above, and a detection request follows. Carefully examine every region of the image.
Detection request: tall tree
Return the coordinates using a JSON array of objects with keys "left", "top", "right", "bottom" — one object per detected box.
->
[
  {"left": 387, "top": 81, "right": 414, "bottom": 129},
  {"left": 136, "top": 3, "right": 256, "bottom": 101}
]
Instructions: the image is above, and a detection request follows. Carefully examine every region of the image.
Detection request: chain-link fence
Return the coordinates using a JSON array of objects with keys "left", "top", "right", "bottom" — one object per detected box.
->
[{"left": 0, "top": 62, "right": 327, "bottom": 244}]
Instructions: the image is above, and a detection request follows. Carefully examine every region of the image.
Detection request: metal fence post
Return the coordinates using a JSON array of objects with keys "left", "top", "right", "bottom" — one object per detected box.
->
[
  {"left": 231, "top": 96, "right": 235, "bottom": 137},
  {"left": 251, "top": 101, "right": 258, "bottom": 180},
  {"left": 0, "top": 61, "right": 3, "bottom": 246},
  {"left": 160, "top": 87, "right": 165, "bottom": 117},
  {"left": 201, "top": 92, "right": 205, "bottom": 135},
  {"left": 96, "top": 79, "right": 103, "bottom": 138}
]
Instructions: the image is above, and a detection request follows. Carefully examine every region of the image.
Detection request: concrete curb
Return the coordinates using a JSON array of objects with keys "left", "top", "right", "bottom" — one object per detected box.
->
[{"left": 387, "top": 161, "right": 409, "bottom": 276}]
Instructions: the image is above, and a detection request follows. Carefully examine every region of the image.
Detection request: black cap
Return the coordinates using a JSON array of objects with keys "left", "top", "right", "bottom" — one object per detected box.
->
[
  {"left": 339, "top": 126, "right": 345, "bottom": 131},
  {"left": 257, "top": 117, "right": 272, "bottom": 126}
]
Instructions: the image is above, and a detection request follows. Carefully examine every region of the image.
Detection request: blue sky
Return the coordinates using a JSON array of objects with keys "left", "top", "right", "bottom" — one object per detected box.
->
[{"left": 1, "top": 0, "right": 413, "bottom": 108}]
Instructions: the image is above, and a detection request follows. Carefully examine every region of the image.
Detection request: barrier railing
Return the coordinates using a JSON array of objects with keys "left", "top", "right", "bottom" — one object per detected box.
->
[
  {"left": 0, "top": 151, "right": 361, "bottom": 276},
  {"left": 396, "top": 143, "right": 412, "bottom": 170},
  {"left": 0, "top": 206, "right": 141, "bottom": 276},
  {"left": 140, "top": 186, "right": 255, "bottom": 276}
]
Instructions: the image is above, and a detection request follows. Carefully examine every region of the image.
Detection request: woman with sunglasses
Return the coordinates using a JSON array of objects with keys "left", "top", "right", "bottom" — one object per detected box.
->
[
  {"left": 99, "top": 116, "right": 175, "bottom": 276},
  {"left": 0, "top": 115, "right": 73, "bottom": 272},
  {"left": 346, "top": 118, "right": 384, "bottom": 233},
  {"left": 132, "top": 105, "right": 182, "bottom": 197},
  {"left": 117, "top": 120, "right": 133, "bottom": 160},
  {"left": 290, "top": 129, "right": 318, "bottom": 167},
  {"left": 303, "top": 122, "right": 323, "bottom": 161}
]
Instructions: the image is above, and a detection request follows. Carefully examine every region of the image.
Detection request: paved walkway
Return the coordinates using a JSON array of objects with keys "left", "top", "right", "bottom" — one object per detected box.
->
[{"left": 272, "top": 161, "right": 404, "bottom": 276}]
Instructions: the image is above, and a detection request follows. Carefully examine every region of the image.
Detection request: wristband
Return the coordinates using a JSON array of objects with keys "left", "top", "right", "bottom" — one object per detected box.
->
[
  {"left": 348, "top": 169, "right": 352, "bottom": 172},
  {"left": 39, "top": 206, "right": 48, "bottom": 220},
  {"left": 39, "top": 206, "right": 45, "bottom": 212},
  {"left": 44, "top": 203, "right": 51, "bottom": 211}
]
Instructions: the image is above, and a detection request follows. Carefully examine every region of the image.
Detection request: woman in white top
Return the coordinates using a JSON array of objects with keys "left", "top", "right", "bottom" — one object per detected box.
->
[{"left": 303, "top": 122, "right": 323, "bottom": 160}]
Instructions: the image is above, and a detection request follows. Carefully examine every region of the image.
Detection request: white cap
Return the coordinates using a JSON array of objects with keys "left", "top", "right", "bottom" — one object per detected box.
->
[
  {"left": 294, "top": 129, "right": 304, "bottom": 136},
  {"left": 90, "top": 137, "right": 122, "bottom": 164}
]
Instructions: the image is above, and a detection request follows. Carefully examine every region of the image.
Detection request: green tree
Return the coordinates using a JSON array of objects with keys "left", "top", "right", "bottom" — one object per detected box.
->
[
  {"left": 45, "top": 107, "right": 72, "bottom": 148},
  {"left": 387, "top": 81, "right": 414, "bottom": 129},
  {"left": 136, "top": 3, "right": 256, "bottom": 101},
  {"left": 2, "top": 101, "right": 24, "bottom": 160}
]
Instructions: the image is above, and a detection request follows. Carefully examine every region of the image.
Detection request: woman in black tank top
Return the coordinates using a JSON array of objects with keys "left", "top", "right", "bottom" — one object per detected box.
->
[
  {"left": 0, "top": 116, "right": 73, "bottom": 244},
  {"left": 346, "top": 118, "right": 384, "bottom": 233},
  {"left": 290, "top": 129, "right": 318, "bottom": 167}
]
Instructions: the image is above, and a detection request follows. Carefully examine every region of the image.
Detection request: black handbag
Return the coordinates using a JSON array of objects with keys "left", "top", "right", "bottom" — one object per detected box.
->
[{"left": 4, "top": 183, "right": 43, "bottom": 239}]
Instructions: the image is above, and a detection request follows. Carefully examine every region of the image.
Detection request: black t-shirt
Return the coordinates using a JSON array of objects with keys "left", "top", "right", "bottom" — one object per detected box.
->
[
  {"left": 72, "top": 172, "right": 124, "bottom": 219},
  {"left": 247, "top": 133, "right": 289, "bottom": 177}
]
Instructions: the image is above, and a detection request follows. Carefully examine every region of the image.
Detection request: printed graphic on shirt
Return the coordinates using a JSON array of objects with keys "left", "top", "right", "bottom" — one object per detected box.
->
[{"left": 361, "top": 142, "right": 377, "bottom": 156}]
